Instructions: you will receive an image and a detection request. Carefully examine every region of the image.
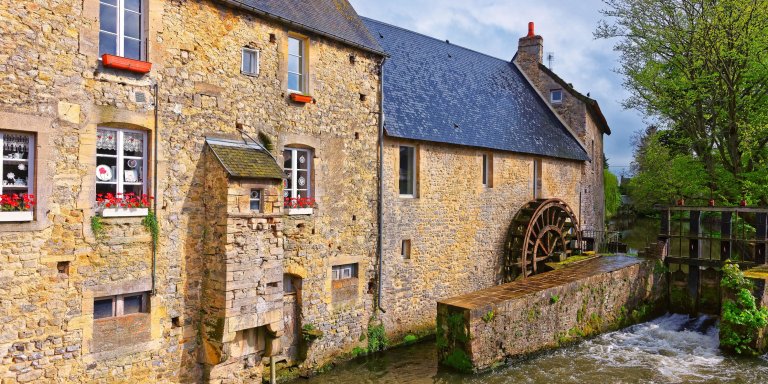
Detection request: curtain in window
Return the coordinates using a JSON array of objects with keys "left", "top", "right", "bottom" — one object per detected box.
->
[
  {"left": 123, "top": 132, "right": 143, "bottom": 153},
  {"left": 96, "top": 130, "right": 117, "bottom": 151}
]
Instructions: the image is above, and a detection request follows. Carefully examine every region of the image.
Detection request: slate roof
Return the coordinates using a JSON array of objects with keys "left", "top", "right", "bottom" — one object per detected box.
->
[
  {"left": 362, "top": 18, "right": 589, "bottom": 161},
  {"left": 539, "top": 64, "right": 612, "bottom": 135},
  {"left": 220, "top": 0, "right": 384, "bottom": 55},
  {"left": 207, "top": 138, "right": 283, "bottom": 179}
]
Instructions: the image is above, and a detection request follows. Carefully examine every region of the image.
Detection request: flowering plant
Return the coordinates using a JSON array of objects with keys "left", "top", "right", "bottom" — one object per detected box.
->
[
  {"left": 0, "top": 194, "right": 36, "bottom": 211},
  {"left": 285, "top": 197, "right": 316, "bottom": 209},
  {"left": 96, "top": 193, "right": 153, "bottom": 209}
]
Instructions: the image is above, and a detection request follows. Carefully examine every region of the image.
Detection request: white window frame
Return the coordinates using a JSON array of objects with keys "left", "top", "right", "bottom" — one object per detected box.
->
[
  {"left": 332, "top": 264, "right": 357, "bottom": 281},
  {"left": 287, "top": 36, "right": 305, "bottom": 93},
  {"left": 98, "top": 0, "right": 145, "bottom": 60},
  {"left": 283, "top": 147, "right": 312, "bottom": 199},
  {"left": 550, "top": 89, "right": 563, "bottom": 104},
  {"left": 249, "top": 188, "right": 262, "bottom": 212},
  {"left": 93, "top": 292, "right": 149, "bottom": 320},
  {"left": 399, "top": 145, "right": 416, "bottom": 198},
  {"left": 0, "top": 132, "right": 35, "bottom": 197},
  {"left": 96, "top": 128, "right": 148, "bottom": 197},
  {"left": 241, "top": 47, "right": 260, "bottom": 76}
]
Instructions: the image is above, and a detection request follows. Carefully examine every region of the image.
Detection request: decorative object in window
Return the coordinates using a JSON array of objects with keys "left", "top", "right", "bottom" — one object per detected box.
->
[
  {"left": 283, "top": 147, "right": 314, "bottom": 214},
  {"left": 93, "top": 292, "right": 149, "bottom": 320},
  {"left": 241, "top": 47, "right": 259, "bottom": 76},
  {"left": 331, "top": 264, "right": 357, "bottom": 280},
  {"left": 287, "top": 36, "right": 305, "bottom": 93},
  {"left": 399, "top": 145, "right": 416, "bottom": 197},
  {"left": 0, "top": 132, "right": 35, "bottom": 222},
  {"left": 96, "top": 128, "right": 150, "bottom": 217},
  {"left": 550, "top": 89, "right": 563, "bottom": 104},
  {"left": 250, "top": 189, "right": 261, "bottom": 211}
]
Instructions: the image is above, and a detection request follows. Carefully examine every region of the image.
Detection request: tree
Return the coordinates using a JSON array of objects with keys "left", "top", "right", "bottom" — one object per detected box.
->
[
  {"left": 596, "top": 0, "right": 768, "bottom": 204},
  {"left": 604, "top": 168, "right": 622, "bottom": 219}
]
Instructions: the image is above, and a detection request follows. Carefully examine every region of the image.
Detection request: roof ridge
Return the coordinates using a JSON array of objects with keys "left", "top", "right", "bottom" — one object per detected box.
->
[{"left": 360, "top": 16, "right": 513, "bottom": 64}]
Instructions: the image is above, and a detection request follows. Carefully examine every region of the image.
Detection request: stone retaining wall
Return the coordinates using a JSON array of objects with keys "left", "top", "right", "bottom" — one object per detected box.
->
[{"left": 436, "top": 256, "right": 667, "bottom": 372}]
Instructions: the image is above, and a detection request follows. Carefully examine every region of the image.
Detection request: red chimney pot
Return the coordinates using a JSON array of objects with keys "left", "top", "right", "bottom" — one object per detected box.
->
[{"left": 527, "top": 22, "right": 535, "bottom": 37}]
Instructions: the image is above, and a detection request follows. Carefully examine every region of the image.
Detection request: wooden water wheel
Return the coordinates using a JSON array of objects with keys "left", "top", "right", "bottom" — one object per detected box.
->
[{"left": 503, "top": 198, "right": 582, "bottom": 281}]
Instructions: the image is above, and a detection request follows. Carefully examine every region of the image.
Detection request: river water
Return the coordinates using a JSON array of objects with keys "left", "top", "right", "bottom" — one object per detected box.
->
[{"left": 293, "top": 314, "right": 768, "bottom": 384}]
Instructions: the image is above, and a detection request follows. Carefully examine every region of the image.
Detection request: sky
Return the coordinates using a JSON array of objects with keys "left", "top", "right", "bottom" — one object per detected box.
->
[{"left": 349, "top": 0, "right": 645, "bottom": 177}]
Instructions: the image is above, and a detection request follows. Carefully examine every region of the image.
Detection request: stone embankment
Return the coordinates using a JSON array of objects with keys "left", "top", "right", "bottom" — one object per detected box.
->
[{"left": 436, "top": 255, "right": 667, "bottom": 372}]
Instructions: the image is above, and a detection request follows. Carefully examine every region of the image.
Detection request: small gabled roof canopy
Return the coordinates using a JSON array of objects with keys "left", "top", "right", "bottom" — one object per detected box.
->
[
  {"left": 206, "top": 138, "right": 283, "bottom": 179},
  {"left": 362, "top": 18, "right": 589, "bottom": 162},
  {"left": 219, "top": 0, "right": 385, "bottom": 56},
  {"left": 539, "top": 64, "right": 611, "bottom": 135}
]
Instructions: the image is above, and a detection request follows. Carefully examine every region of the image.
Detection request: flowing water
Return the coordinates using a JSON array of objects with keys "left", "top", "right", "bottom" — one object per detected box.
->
[{"left": 292, "top": 314, "right": 768, "bottom": 384}]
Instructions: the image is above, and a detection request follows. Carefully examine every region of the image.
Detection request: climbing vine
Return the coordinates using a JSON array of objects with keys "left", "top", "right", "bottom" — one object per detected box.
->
[
  {"left": 720, "top": 262, "right": 768, "bottom": 355},
  {"left": 142, "top": 210, "right": 159, "bottom": 244},
  {"left": 90, "top": 215, "right": 105, "bottom": 238}
]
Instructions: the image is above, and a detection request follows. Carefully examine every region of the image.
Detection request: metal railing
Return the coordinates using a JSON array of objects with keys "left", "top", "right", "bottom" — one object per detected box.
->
[{"left": 581, "top": 229, "right": 624, "bottom": 254}]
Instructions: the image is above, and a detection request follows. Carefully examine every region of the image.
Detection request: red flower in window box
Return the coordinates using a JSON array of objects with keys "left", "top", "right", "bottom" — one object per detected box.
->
[
  {"left": 284, "top": 197, "right": 316, "bottom": 209},
  {"left": 289, "top": 93, "right": 313, "bottom": 104},
  {"left": 101, "top": 54, "right": 152, "bottom": 74},
  {"left": 0, "top": 194, "right": 36, "bottom": 211}
]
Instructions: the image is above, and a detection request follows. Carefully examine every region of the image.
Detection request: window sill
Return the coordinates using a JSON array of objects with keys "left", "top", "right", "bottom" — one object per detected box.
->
[
  {"left": 287, "top": 208, "right": 313, "bottom": 216},
  {"left": 100, "top": 207, "right": 149, "bottom": 218},
  {"left": 399, "top": 194, "right": 416, "bottom": 199},
  {"left": 0, "top": 211, "right": 33, "bottom": 222}
]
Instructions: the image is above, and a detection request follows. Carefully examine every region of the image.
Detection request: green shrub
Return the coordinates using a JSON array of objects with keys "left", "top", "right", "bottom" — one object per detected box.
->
[
  {"left": 367, "top": 319, "right": 388, "bottom": 352},
  {"left": 403, "top": 334, "right": 418, "bottom": 344},
  {"left": 720, "top": 262, "right": 768, "bottom": 355}
]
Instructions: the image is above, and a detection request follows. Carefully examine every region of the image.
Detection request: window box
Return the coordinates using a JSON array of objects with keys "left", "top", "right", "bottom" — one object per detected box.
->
[
  {"left": 101, "top": 207, "right": 148, "bottom": 217},
  {"left": 287, "top": 207, "right": 313, "bottom": 216},
  {"left": 101, "top": 54, "right": 152, "bottom": 74},
  {"left": 289, "top": 93, "right": 313, "bottom": 103},
  {"left": 0, "top": 211, "right": 33, "bottom": 222}
]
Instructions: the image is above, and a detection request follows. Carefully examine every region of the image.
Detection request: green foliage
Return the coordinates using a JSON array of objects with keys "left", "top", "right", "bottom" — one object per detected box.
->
[
  {"left": 90, "top": 215, "right": 105, "bottom": 238},
  {"left": 597, "top": 0, "right": 768, "bottom": 205},
  {"left": 653, "top": 259, "right": 669, "bottom": 275},
  {"left": 603, "top": 169, "right": 621, "bottom": 219},
  {"left": 366, "top": 320, "right": 388, "bottom": 352},
  {"left": 142, "top": 210, "right": 159, "bottom": 244},
  {"left": 481, "top": 310, "right": 495, "bottom": 323},
  {"left": 403, "top": 334, "right": 418, "bottom": 344},
  {"left": 550, "top": 295, "right": 560, "bottom": 304},
  {"left": 301, "top": 324, "right": 323, "bottom": 342},
  {"left": 720, "top": 262, "right": 768, "bottom": 355},
  {"left": 442, "top": 349, "right": 473, "bottom": 373},
  {"left": 258, "top": 131, "right": 274, "bottom": 152},
  {"left": 351, "top": 346, "right": 367, "bottom": 357}
]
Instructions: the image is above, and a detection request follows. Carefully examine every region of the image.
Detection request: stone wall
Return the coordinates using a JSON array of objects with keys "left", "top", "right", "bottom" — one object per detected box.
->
[
  {"left": 0, "top": 0, "right": 380, "bottom": 382},
  {"left": 380, "top": 138, "right": 583, "bottom": 338},
  {"left": 437, "top": 256, "right": 667, "bottom": 372}
]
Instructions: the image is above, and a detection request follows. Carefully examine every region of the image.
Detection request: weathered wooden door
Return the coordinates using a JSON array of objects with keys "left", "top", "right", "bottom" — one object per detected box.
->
[{"left": 280, "top": 274, "right": 301, "bottom": 362}]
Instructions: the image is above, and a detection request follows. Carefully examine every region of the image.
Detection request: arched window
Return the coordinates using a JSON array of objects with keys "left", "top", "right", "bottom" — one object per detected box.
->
[{"left": 283, "top": 147, "right": 312, "bottom": 200}]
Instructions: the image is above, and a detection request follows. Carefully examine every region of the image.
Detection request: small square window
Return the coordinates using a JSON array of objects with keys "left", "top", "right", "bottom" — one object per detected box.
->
[
  {"left": 94, "top": 298, "right": 114, "bottom": 319},
  {"left": 250, "top": 189, "right": 261, "bottom": 211},
  {"left": 401, "top": 239, "right": 411, "bottom": 259},
  {"left": 331, "top": 263, "right": 358, "bottom": 280},
  {"left": 550, "top": 89, "right": 563, "bottom": 104},
  {"left": 242, "top": 48, "right": 259, "bottom": 76}
]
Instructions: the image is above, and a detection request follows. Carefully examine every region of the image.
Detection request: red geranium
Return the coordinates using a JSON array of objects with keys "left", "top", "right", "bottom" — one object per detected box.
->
[
  {"left": 96, "top": 193, "right": 153, "bottom": 209},
  {"left": 0, "top": 194, "right": 35, "bottom": 212}
]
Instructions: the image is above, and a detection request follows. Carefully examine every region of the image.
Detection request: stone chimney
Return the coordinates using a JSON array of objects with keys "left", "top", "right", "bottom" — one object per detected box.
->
[{"left": 515, "top": 22, "right": 543, "bottom": 78}]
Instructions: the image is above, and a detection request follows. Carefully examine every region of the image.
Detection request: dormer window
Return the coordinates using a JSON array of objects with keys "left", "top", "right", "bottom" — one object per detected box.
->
[
  {"left": 99, "top": 0, "right": 144, "bottom": 60},
  {"left": 550, "top": 89, "right": 563, "bottom": 104}
]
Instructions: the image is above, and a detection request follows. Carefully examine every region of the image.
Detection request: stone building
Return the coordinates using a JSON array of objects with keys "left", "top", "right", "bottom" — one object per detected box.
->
[
  {"left": 361, "top": 19, "right": 611, "bottom": 338},
  {"left": 0, "top": 0, "right": 384, "bottom": 382}
]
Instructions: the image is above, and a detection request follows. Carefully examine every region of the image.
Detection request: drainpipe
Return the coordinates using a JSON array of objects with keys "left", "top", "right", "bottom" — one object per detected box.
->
[
  {"left": 376, "top": 57, "right": 387, "bottom": 314},
  {"left": 152, "top": 82, "right": 159, "bottom": 295}
]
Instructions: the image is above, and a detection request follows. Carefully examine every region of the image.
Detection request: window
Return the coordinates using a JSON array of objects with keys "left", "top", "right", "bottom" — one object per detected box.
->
[
  {"left": 399, "top": 145, "right": 416, "bottom": 197},
  {"left": 550, "top": 89, "right": 563, "bottom": 104},
  {"left": 93, "top": 292, "right": 148, "bottom": 319},
  {"left": 99, "top": 0, "right": 144, "bottom": 60},
  {"left": 287, "top": 37, "right": 305, "bottom": 92},
  {"left": 249, "top": 189, "right": 261, "bottom": 211},
  {"left": 0, "top": 132, "right": 35, "bottom": 198},
  {"left": 332, "top": 264, "right": 357, "bottom": 280},
  {"left": 482, "top": 153, "right": 493, "bottom": 187},
  {"left": 96, "top": 128, "right": 147, "bottom": 198},
  {"left": 533, "top": 158, "right": 543, "bottom": 199},
  {"left": 241, "top": 48, "right": 259, "bottom": 76},
  {"left": 283, "top": 147, "right": 311, "bottom": 199},
  {"left": 401, "top": 239, "right": 411, "bottom": 259}
]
